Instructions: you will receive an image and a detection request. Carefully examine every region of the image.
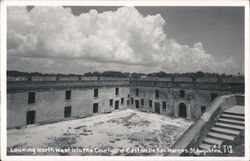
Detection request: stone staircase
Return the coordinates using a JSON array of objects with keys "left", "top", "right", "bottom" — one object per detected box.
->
[{"left": 194, "top": 105, "right": 244, "bottom": 156}]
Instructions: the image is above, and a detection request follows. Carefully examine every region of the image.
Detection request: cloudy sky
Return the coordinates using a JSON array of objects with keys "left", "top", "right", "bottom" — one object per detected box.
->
[{"left": 7, "top": 6, "right": 244, "bottom": 74}]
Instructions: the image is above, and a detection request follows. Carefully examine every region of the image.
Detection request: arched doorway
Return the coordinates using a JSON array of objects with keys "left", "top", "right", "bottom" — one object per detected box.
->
[{"left": 179, "top": 103, "right": 187, "bottom": 118}]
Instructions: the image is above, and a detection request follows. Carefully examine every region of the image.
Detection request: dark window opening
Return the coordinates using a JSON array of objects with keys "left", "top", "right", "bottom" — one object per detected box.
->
[
  {"left": 201, "top": 106, "right": 206, "bottom": 113},
  {"left": 93, "top": 103, "right": 99, "bottom": 113},
  {"left": 180, "top": 90, "right": 185, "bottom": 98},
  {"left": 128, "top": 94, "right": 130, "bottom": 98},
  {"left": 64, "top": 106, "right": 72, "bottom": 118},
  {"left": 141, "top": 99, "right": 144, "bottom": 106},
  {"left": 94, "top": 88, "right": 98, "bottom": 97},
  {"left": 131, "top": 97, "right": 134, "bottom": 104},
  {"left": 127, "top": 100, "right": 129, "bottom": 106},
  {"left": 115, "top": 101, "right": 119, "bottom": 109},
  {"left": 149, "top": 100, "right": 152, "bottom": 107},
  {"left": 217, "top": 78, "right": 222, "bottom": 83},
  {"left": 28, "top": 92, "right": 36, "bottom": 104},
  {"left": 115, "top": 88, "right": 119, "bottom": 96},
  {"left": 136, "top": 88, "right": 139, "bottom": 96},
  {"left": 192, "top": 77, "right": 196, "bottom": 82},
  {"left": 26, "top": 110, "right": 35, "bottom": 125},
  {"left": 110, "top": 99, "right": 113, "bottom": 106},
  {"left": 121, "top": 98, "right": 124, "bottom": 105},
  {"left": 65, "top": 90, "right": 71, "bottom": 100},
  {"left": 211, "top": 93, "right": 217, "bottom": 102},
  {"left": 155, "top": 90, "right": 159, "bottom": 98},
  {"left": 162, "top": 101, "right": 166, "bottom": 110}
]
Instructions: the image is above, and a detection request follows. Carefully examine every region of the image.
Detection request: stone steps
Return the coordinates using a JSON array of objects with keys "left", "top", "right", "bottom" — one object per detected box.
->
[
  {"left": 207, "top": 132, "right": 235, "bottom": 141},
  {"left": 220, "top": 114, "right": 244, "bottom": 121},
  {"left": 211, "top": 127, "right": 240, "bottom": 136},
  {"left": 214, "top": 122, "right": 244, "bottom": 131},
  {"left": 203, "top": 137, "right": 223, "bottom": 145},
  {"left": 218, "top": 118, "right": 244, "bottom": 126},
  {"left": 224, "top": 105, "right": 244, "bottom": 116},
  {"left": 223, "top": 111, "right": 244, "bottom": 117},
  {"left": 194, "top": 105, "right": 244, "bottom": 156}
]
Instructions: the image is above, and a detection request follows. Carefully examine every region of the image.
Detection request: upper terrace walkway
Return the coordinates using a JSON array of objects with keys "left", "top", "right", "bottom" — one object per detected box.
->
[{"left": 7, "top": 76, "right": 244, "bottom": 93}]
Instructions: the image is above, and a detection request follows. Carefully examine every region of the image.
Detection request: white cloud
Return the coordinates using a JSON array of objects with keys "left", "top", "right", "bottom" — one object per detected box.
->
[{"left": 7, "top": 6, "right": 237, "bottom": 74}]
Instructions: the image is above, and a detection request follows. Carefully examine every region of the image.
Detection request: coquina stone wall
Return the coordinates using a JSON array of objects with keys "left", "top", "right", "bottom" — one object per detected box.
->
[
  {"left": 7, "top": 84, "right": 129, "bottom": 129},
  {"left": 7, "top": 76, "right": 244, "bottom": 129}
]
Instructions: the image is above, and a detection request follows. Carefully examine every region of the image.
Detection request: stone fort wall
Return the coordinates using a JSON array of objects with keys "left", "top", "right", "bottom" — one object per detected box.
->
[
  {"left": 7, "top": 76, "right": 244, "bottom": 129},
  {"left": 7, "top": 79, "right": 130, "bottom": 129},
  {"left": 129, "top": 79, "right": 244, "bottom": 119}
]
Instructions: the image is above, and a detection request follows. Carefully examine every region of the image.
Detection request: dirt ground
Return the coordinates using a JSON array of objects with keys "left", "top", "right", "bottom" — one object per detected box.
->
[{"left": 7, "top": 109, "right": 193, "bottom": 156}]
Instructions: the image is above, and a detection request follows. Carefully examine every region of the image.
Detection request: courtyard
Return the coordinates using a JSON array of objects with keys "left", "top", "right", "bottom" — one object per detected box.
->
[{"left": 7, "top": 109, "right": 193, "bottom": 156}]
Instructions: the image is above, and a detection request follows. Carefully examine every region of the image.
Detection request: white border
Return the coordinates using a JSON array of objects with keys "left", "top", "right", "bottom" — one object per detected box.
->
[{"left": 1, "top": 0, "right": 249, "bottom": 161}]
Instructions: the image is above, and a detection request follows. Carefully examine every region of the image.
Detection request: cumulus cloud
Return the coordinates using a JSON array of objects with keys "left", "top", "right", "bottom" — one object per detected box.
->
[{"left": 7, "top": 6, "right": 237, "bottom": 74}]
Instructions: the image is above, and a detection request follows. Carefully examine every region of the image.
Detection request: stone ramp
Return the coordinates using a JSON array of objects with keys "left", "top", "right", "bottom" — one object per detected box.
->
[{"left": 194, "top": 105, "right": 245, "bottom": 156}]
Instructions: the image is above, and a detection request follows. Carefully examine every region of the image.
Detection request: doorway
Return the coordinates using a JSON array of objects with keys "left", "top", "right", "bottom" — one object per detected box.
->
[
  {"left": 155, "top": 102, "right": 160, "bottom": 114},
  {"left": 26, "top": 111, "right": 35, "bottom": 125},
  {"left": 64, "top": 106, "right": 72, "bottom": 118},
  {"left": 179, "top": 103, "right": 187, "bottom": 118},
  {"left": 93, "top": 103, "right": 99, "bottom": 113},
  {"left": 201, "top": 106, "right": 206, "bottom": 113},
  {"left": 211, "top": 93, "right": 218, "bottom": 102},
  {"left": 115, "top": 100, "right": 119, "bottom": 109},
  {"left": 135, "top": 100, "right": 139, "bottom": 109}
]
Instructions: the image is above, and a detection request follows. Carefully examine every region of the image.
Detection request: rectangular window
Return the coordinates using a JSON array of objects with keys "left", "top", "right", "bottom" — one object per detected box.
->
[
  {"left": 93, "top": 103, "right": 99, "bottom": 113},
  {"left": 28, "top": 92, "right": 36, "bottom": 104},
  {"left": 201, "top": 106, "right": 206, "bottom": 113},
  {"left": 65, "top": 90, "right": 71, "bottom": 100},
  {"left": 121, "top": 98, "right": 124, "bottom": 105},
  {"left": 162, "top": 101, "right": 166, "bottom": 110},
  {"left": 141, "top": 99, "right": 144, "bottom": 106},
  {"left": 131, "top": 97, "right": 134, "bottom": 104},
  {"left": 64, "top": 106, "right": 72, "bottom": 118},
  {"left": 136, "top": 88, "right": 139, "bottom": 96},
  {"left": 110, "top": 99, "right": 113, "bottom": 106},
  {"left": 127, "top": 100, "right": 129, "bottom": 106},
  {"left": 155, "top": 89, "right": 159, "bottom": 98},
  {"left": 115, "top": 88, "right": 119, "bottom": 96},
  {"left": 128, "top": 94, "right": 130, "bottom": 98},
  {"left": 94, "top": 88, "right": 98, "bottom": 97},
  {"left": 149, "top": 100, "right": 152, "bottom": 107},
  {"left": 180, "top": 90, "right": 185, "bottom": 98},
  {"left": 192, "top": 77, "right": 196, "bottom": 82}
]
